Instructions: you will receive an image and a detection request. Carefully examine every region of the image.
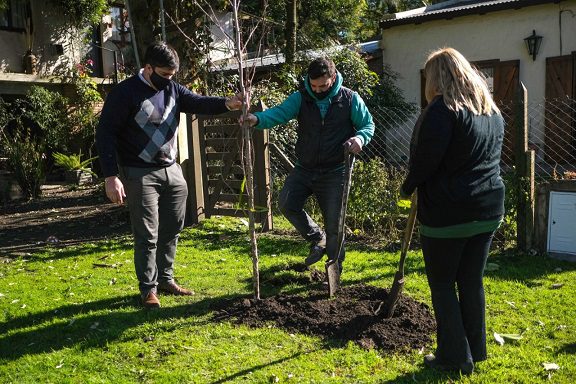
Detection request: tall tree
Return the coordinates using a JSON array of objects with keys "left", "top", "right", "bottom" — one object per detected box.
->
[
  {"left": 284, "top": 0, "right": 297, "bottom": 67},
  {"left": 127, "top": 0, "right": 229, "bottom": 90}
]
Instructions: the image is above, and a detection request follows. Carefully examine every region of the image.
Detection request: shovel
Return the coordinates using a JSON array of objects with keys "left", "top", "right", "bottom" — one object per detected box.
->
[
  {"left": 325, "top": 145, "right": 355, "bottom": 297},
  {"left": 376, "top": 192, "right": 418, "bottom": 317}
]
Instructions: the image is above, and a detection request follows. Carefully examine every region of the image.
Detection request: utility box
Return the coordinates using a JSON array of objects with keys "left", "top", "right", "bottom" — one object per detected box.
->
[
  {"left": 535, "top": 180, "right": 576, "bottom": 261},
  {"left": 547, "top": 191, "right": 576, "bottom": 259}
]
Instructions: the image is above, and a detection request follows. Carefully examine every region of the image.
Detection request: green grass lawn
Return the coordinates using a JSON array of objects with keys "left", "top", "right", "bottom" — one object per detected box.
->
[{"left": 1, "top": 216, "right": 575, "bottom": 383}]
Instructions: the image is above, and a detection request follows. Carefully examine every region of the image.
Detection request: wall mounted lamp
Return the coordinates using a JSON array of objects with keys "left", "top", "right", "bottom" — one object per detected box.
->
[{"left": 524, "top": 30, "right": 543, "bottom": 61}]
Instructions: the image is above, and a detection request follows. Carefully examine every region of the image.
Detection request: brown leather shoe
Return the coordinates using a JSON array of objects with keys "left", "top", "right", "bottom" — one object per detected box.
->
[
  {"left": 158, "top": 282, "right": 194, "bottom": 296},
  {"left": 142, "top": 291, "right": 161, "bottom": 308}
]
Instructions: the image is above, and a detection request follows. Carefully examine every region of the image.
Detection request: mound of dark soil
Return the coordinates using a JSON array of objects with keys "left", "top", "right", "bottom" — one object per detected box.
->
[{"left": 216, "top": 279, "right": 436, "bottom": 353}]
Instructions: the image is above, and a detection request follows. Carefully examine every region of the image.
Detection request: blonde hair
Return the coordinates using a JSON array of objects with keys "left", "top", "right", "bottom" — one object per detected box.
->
[{"left": 424, "top": 47, "right": 499, "bottom": 115}]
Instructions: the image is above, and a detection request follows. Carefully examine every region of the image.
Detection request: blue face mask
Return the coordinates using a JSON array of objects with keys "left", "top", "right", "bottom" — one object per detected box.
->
[{"left": 150, "top": 69, "right": 171, "bottom": 90}]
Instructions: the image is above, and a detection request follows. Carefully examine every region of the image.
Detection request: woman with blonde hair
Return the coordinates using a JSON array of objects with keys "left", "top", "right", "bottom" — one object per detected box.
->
[{"left": 400, "top": 47, "right": 505, "bottom": 375}]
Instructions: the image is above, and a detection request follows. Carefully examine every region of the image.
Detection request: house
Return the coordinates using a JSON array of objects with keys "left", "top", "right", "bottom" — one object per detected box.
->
[
  {"left": 379, "top": 0, "right": 576, "bottom": 169},
  {"left": 0, "top": 0, "right": 135, "bottom": 99}
]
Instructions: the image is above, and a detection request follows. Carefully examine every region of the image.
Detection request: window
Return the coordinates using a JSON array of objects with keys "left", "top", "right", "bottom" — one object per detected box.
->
[
  {"left": 478, "top": 66, "right": 494, "bottom": 94},
  {"left": 109, "top": 5, "right": 131, "bottom": 44},
  {"left": 0, "top": 0, "right": 28, "bottom": 30},
  {"left": 89, "top": 3, "right": 137, "bottom": 79}
]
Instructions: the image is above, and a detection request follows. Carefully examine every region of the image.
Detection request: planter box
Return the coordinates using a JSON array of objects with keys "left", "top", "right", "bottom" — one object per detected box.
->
[
  {"left": 65, "top": 169, "right": 93, "bottom": 185},
  {"left": 0, "top": 170, "right": 23, "bottom": 201}
]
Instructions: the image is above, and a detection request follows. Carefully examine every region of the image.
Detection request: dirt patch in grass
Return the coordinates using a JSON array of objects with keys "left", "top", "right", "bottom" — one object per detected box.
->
[
  {"left": 0, "top": 184, "right": 131, "bottom": 257},
  {"left": 215, "top": 265, "right": 436, "bottom": 353}
]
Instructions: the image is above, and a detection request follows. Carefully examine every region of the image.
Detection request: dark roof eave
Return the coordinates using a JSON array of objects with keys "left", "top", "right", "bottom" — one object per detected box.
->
[{"left": 380, "top": 0, "right": 561, "bottom": 30}]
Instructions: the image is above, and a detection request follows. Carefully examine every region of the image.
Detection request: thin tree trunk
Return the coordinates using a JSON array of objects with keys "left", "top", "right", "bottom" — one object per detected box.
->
[
  {"left": 232, "top": 0, "right": 260, "bottom": 300},
  {"left": 124, "top": 0, "right": 140, "bottom": 68},
  {"left": 129, "top": 0, "right": 157, "bottom": 64},
  {"left": 284, "top": 0, "right": 297, "bottom": 68}
]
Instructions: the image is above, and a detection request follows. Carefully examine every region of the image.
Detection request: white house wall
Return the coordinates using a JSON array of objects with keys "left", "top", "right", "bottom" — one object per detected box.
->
[
  {"left": 382, "top": 2, "right": 576, "bottom": 105},
  {"left": 380, "top": 1, "right": 576, "bottom": 163},
  {"left": 0, "top": 0, "right": 85, "bottom": 75}
]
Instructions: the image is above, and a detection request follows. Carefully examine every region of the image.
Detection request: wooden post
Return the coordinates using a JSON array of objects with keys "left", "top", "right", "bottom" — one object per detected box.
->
[
  {"left": 533, "top": 183, "right": 549, "bottom": 253},
  {"left": 251, "top": 101, "right": 272, "bottom": 231},
  {"left": 525, "top": 149, "right": 535, "bottom": 250},
  {"left": 182, "top": 115, "right": 206, "bottom": 224},
  {"left": 514, "top": 83, "right": 528, "bottom": 250},
  {"left": 253, "top": 128, "right": 273, "bottom": 231}
]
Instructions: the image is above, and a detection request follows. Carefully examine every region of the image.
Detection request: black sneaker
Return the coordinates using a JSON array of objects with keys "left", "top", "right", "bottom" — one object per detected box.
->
[{"left": 305, "top": 243, "right": 326, "bottom": 266}]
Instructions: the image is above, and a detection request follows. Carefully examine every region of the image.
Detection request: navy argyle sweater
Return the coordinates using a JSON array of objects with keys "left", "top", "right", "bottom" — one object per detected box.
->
[{"left": 96, "top": 74, "right": 228, "bottom": 177}]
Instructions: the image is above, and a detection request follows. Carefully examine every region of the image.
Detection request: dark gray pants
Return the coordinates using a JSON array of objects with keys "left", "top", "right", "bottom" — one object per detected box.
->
[
  {"left": 120, "top": 162, "right": 188, "bottom": 296},
  {"left": 278, "top": 166, "right": 346, "bottom": 264}
]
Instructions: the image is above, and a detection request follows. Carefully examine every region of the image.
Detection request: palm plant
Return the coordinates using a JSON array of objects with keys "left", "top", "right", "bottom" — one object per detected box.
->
[{"left": 52, "top": 151, "right": 98, "bottom": 177}]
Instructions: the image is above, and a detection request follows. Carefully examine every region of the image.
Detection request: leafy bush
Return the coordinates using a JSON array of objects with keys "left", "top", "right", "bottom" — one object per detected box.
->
[
  {"left": 0, "top": 67, "right": 102, "bottom": 198},
  {"left": 48, "top": 0, "right": 108, "bottom": 27},
  {"left": 495, "top": 172, "right": 520, "bottom": 249},
  {"left": 2, "top": 126, "right": 45, "bottom": 199},
  {"left": 347, "top": 158, "right": 407, "bottom": 239},
  {"left": 64, "top": 61, "right": 103, "bottom": 146},
  {"left": 16, "top": 86, "right": 71, "bottom": 151},
  {"left": 331, "top": 47, "right": 379, "bottom": 99},
  {"left": 270, "top": 158, "right": 408, "bottom": 243}
]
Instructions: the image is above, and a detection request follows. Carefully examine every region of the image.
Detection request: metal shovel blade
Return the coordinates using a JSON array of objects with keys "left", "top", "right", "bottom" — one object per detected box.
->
[
  {"left": 380, "top": 271, "right": 404, "bottom": 318},
  {"left": 325, "top": 259, "right": 340, "bottom": 297}
]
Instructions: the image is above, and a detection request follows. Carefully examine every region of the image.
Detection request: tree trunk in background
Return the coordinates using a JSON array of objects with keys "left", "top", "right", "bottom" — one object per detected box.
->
[
  {"left": 284, "top": 0, "right": 297, "bottom": 68},
  {"left": 128, "top": 0, "right": 159, "bottom": 66}
]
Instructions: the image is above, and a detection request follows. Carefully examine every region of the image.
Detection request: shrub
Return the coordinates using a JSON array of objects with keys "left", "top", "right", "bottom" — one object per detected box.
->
[
  {"left": 0, "top": 69, "right": 102, "bottom": 197},
  {"left": 2, "top": 125, "right": 45, "bottom": 199},
  {"left": 495, "top": 172, "right": 520, "bottom": 249},
  {"left": 347, "top": 158, "right": 407, "bottom": 240},
  {"left": 270, "top": 158, "right": 408, "bottom": 243},
  {"left": 16, "top": 86, "right": 71, "bottom": 151},
  {"left": 48, "top": 0, "right": 108, "bottom": 27}
]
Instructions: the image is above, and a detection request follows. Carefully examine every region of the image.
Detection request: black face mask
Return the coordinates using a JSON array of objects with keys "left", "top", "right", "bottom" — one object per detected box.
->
[
  {"left": 313, "top": 89, "right": 331, "bottom": 100},
  {"left": 150, "top": 70, "right": 171, "bottom": 90}
]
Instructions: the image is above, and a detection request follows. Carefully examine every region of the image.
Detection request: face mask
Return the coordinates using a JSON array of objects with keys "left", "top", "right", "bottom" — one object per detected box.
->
[
  {"left": 150, "top": 69, "right": 171, "bottom": 90},
  {"left": 313, "top": 89, "right": 331, "bottom": 100},
  {"left": 309, "top": 76, "right": 334, "bottom": 100}
]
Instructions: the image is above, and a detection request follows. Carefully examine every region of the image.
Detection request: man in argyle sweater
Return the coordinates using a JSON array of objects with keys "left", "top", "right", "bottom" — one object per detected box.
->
[{"left": 96, "top": 42, "right": 242, "bottom": 308}]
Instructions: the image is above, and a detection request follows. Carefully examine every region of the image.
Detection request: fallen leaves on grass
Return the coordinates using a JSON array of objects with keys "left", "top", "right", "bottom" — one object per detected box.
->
[{"left": 494, "top": 332, "right": 523, "bottom": 346}]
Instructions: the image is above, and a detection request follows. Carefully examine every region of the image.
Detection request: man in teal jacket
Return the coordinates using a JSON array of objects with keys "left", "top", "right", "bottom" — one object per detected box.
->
[{"left": 242, "top": 57, "right": 375, "bottom": 272}]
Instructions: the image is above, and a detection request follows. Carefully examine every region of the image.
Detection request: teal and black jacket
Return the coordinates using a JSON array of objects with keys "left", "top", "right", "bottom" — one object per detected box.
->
[{"left": 253, "top": 72, "right": 375, "bottom": 169}]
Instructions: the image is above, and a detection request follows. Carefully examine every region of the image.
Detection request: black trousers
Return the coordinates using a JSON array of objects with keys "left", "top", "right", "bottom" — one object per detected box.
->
[{"left": 420, "top": 231, "right": 495, "bottom": 365}]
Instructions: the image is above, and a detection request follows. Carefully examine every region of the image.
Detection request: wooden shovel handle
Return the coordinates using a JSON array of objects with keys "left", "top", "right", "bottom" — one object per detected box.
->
[{"left": 398, "top": 192, "right": 418, "bottom": 275}]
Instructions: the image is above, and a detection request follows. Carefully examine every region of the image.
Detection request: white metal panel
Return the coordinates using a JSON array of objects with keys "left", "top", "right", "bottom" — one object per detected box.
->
[{"left": 547, "top": 192, "right": 576, "bottom": 255}]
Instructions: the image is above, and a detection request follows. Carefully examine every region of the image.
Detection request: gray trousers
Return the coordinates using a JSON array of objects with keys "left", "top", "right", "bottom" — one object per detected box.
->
[
  {"left": 278, "top": 166, "right": 346, "bottom": 264},
  {"left": 120, "top": 162, "right": 188, "bottom": 295}
]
